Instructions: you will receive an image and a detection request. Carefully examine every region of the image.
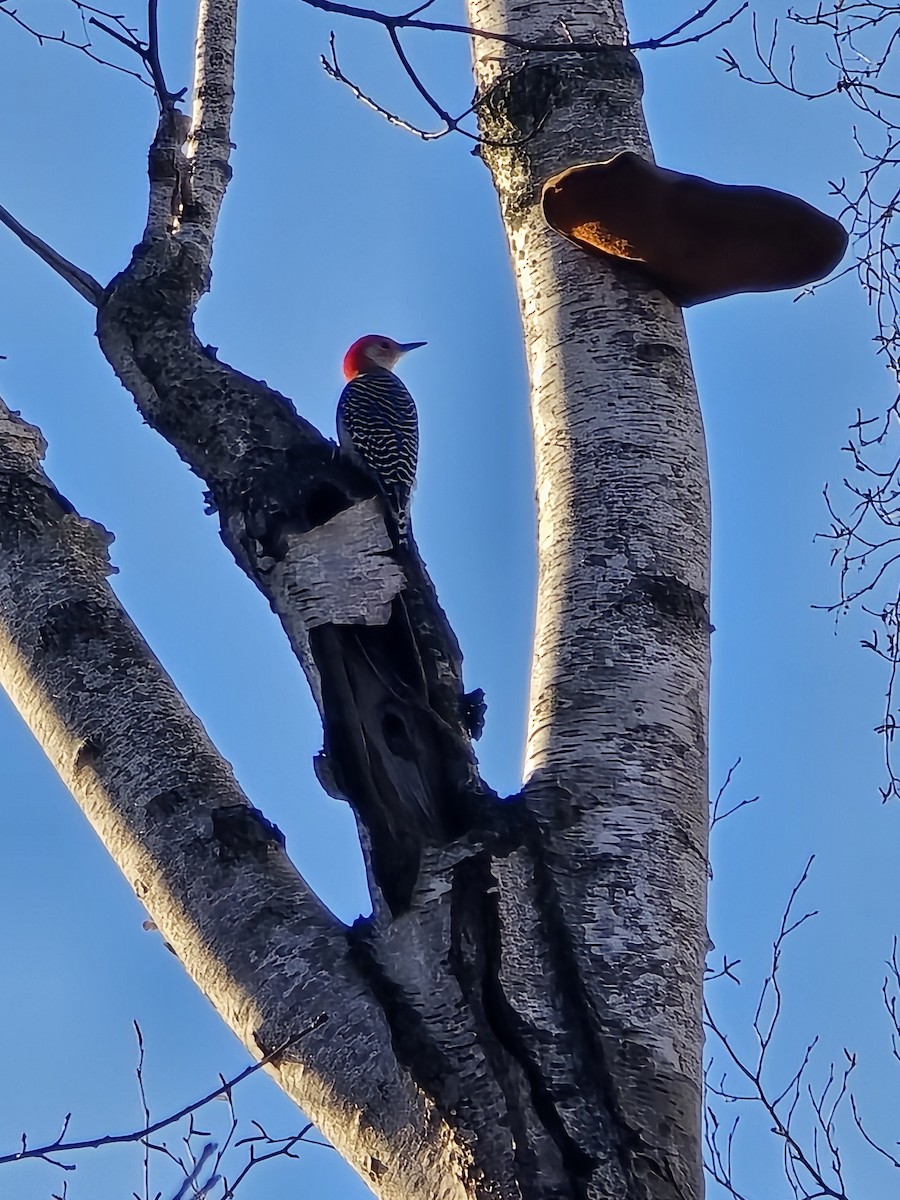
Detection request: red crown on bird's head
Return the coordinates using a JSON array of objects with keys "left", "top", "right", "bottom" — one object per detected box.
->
[{"left": 343, "top": 335, "right": 426, "bottom": 380}]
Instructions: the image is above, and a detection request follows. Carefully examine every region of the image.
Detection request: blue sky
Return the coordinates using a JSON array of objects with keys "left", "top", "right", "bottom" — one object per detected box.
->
[{"left": 0, "top": 2, "right": 898, "bottom": 1197}]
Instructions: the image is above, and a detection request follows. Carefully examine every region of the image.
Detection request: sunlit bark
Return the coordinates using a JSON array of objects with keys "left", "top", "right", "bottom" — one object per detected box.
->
[
  {"left": 0, "top": 0, "right": 710, "bottom": 1196},
  {"left": 468, "top": 2, "right": 711, "bottom": 1194}
]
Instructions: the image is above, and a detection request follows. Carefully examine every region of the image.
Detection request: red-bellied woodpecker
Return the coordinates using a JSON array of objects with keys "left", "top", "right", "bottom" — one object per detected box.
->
[{"left": 337, "top": 334, "right": 426, "bottom": 542}]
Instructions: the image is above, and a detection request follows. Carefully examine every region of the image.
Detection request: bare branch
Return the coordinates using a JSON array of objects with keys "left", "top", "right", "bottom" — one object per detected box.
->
[
  {"left": 168, "top": 1141, "right": 218, "bottom": 1200},
  {"left": 0, "top": 1010, "right": 326, "bottom": 1166},
  {"left": 145, "top": 0, "right": 182, "bottom": 109},
  {"left": 179, "top": 0, "right": 239, "bottom": 258},
  {"left": 135, "top": 1023, "right": 152, "bottom": 1200},
  {"left": 705, "top": 856, "right": 900, "bottom": 1197},
  {"left": 0, "top": 202, "right": 103, "bottom": 305},
  {"left": 634, "top": 1, "right": 749, "bottom": 51},
  {"left": 709, "top": 756, "right": 760, "bottom": 836},
  {"left": 0, "top": 0, "right": 151, "bottom": 87},
  {"left": 322, "top": 31, "right": 545, "bottom": 144},
  {"left": 321, "top": 33, "right": 452, "bottom": 139},
  {"left": 298, "top": 0, "right": 747, "bottom": 55},
  {"left": 722, "top": 8, "right": 900, "bottom": 801},
  {"left": 88, "top": 1, "right": 186, "bottom": 109}
]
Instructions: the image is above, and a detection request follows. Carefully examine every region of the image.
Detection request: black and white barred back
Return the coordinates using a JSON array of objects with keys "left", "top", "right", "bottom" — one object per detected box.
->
[{"left": 337, "top": 369, "right": 419, "bottom": 538}]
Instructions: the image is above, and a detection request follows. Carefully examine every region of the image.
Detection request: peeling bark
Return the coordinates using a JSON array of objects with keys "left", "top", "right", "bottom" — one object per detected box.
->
[
  {"left": 0, "top": 400, "right": 472, "bottom": 1200},
  {"left": 466, "top": 1, "right": 711, "bottom": 1195},
  {"left": 0, "top": 0, "right": 709, "bottom": 1196},
  {"left": 96, "top": 213, "right": 486, "bottom": 912}
]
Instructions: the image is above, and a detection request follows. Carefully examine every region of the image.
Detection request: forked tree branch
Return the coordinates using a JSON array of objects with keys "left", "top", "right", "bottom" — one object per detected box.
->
[
  {"left": 300, "top": 0, "right": 747, "bottom": 55},
  {"left": 0, "top": 396, "right": 454, "bottom": 1198},
  {"left": 0, "top": 1016, "right": 325, "bottom": 1169}
]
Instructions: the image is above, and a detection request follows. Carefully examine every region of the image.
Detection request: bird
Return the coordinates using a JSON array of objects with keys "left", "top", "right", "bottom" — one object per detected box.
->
[{"left": 337, "top": 334, "right": 426, "bottom": 543}]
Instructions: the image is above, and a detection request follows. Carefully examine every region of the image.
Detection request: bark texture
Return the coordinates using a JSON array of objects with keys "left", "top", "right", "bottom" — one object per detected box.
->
[
  {"left": 0, "top": 1, "right": 709, "bottom": 1196},
  {"left": 0, "top": 400, "right": 470, "bottom": 1200},
  {"left": 466, "top": 3, "right": 711, "bottom": 1196}
]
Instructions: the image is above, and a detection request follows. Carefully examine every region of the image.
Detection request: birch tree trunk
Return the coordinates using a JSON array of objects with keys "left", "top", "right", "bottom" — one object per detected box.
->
[
  {"left": 0, "top": 1, "right": 709, "bottom": 1197},
  {"left": 468, "top": 2, "right": 715, "bottom": 1190},
  {"left": 466, "top": 1, "right": 711, "bottom": 1193}
]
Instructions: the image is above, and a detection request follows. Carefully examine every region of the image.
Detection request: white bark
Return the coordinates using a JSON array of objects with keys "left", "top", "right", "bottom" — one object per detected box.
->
[
  {"left": 1, "top": 0, "right": 710, "bottom": 1194},
  {"left": 468, "top": 2, "right": 710, "bottom": 1193},
  {"left": 181, "top": 0, "right": 239, "bottom": 258},
  {"left": 267, "top": 497, "right": 407, "bottom": 710},
  {"left": 0, "top": 398, "right": 476, "bottom": 1200}
]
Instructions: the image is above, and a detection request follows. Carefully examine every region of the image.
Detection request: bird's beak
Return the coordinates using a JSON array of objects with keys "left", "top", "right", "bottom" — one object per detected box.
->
[{"left": 398, "top": 341, "right": 427, "bottom": 354}]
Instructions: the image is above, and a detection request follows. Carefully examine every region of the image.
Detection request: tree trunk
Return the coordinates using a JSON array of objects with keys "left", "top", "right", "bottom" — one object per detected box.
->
[
  {"left": 467, "top": 1, "right": 711, "bottom": 1195},
  {"left": 0, "top": 1, "right": 709, "bottom": 1197}
]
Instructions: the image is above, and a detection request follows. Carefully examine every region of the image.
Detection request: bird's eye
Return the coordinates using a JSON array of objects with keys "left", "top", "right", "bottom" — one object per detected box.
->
[{"left": 379, "top": 341, "right": 390, "bottom": 349}]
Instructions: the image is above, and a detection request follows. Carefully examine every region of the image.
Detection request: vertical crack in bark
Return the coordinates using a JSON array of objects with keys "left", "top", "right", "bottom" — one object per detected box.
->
[
  {"left": 467, "top": 1, "right": 709, "bottom": 1192},
  {"left": 525, "top": 829, "right": 687, "bottom": 1199},
  {"left": 350, "top": 811, "right": 684, "bottom": 1198},
  {"left": 96, "top": 220, "right": 492, "bottom": 917},
  {"left": 452, "top": 853, "right": 597, "bottom": 1199}
]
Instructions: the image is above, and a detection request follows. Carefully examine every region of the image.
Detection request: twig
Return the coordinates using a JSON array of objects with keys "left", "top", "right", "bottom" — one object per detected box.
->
[
  {"left": 135, "top": 1023, "right": 152, "bottom": 1200},
  {"left": 721, "top": 7, "right": 900, "bottom": 801},
  {"left": 0, "top": 0, "right": 151, "bottom": 87},
  {"left": 709, "top": 756, "right": 760, "bottom": 834},
  {"left": 704, "top": 861, "right": 847, "bottom": 1199},
  {"left": 88, "top": 0, "right": 186, "bottom": 109},
  {"left": 0, "top": 202, "right": 103, "bottom": 306},
  {"left": 322, "top": 34, "right": 546, "bottom": 145},
  {"left": 298, "top": 0, "right": 747, "bottom": 55},
  {"left": 0, "top": 1014, "right": 327, "bottom": 1168},
  {"left": 635, "top": 1, "right": 749, "bottom": 51},
  {"left": 221, "top": 1123, "right": 316, "bottom": 1198},
  {"left": 168, "top": 1141, "right": 218, "bottom": 1200}
]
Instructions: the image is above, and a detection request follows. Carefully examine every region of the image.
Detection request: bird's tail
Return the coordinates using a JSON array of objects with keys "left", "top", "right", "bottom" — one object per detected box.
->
[{"left": 385, "top": 485, "right": 411, "bottom": 546}]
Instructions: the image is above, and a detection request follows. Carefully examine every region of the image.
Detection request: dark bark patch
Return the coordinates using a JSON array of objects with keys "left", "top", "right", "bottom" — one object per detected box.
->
[
  {"left": 484, "top": 62, "right": 567, "bottom": 141},
  {"left": 634, "top": 341, "right": 678, "bottom": 364},
  {"left": 310, "top": 602, "right": 488, "bottom": 913},
  {"left": 348, "top": 922, "right": 460, "bottom": 1103},
  {"left": 618, "top": 574, "right": 709, "bottom": 630},
  {"left": 38, "top": 597, "right": 108, "bottom": 652},
  {"left": 147, "top": 788, "right": 185, "bottom": 820},
  {"left": 303, "top": 481, "right": 355, "bottom": 530},
  {"left": 462, "top": 687, "right": 487, "bottom": 741},
  {"left": 73, "top": 736, "right": 102, "bottom": 773},
  {"left": 211, "top": 804, "right": 286, "bottom": 864}
]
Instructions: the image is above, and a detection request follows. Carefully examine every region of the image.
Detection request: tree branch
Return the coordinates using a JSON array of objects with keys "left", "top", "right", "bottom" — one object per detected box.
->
[
  {"left": 1, "top": 1018, "right": 325, "bottom": 1168},
  {"left": 297, "top": 0, "right": 747, "bottom": 55},
  {"left": 0, "top": 397, "right": 459, "bottom": 1198},
  {"left": 0, "top": 202, "right": 103, "bottom": 305},
  {"left": 94, "top": 216, "right": 491, "bottom": 914},
  {"left": 88, "top": 2, "right": 186, "bottom": 110},
  {"left": 179, "top": 0, "right": 240, "bottom": 262},
  {"left": 0, "top": 0, "right": 151, "bottom": 87}
]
